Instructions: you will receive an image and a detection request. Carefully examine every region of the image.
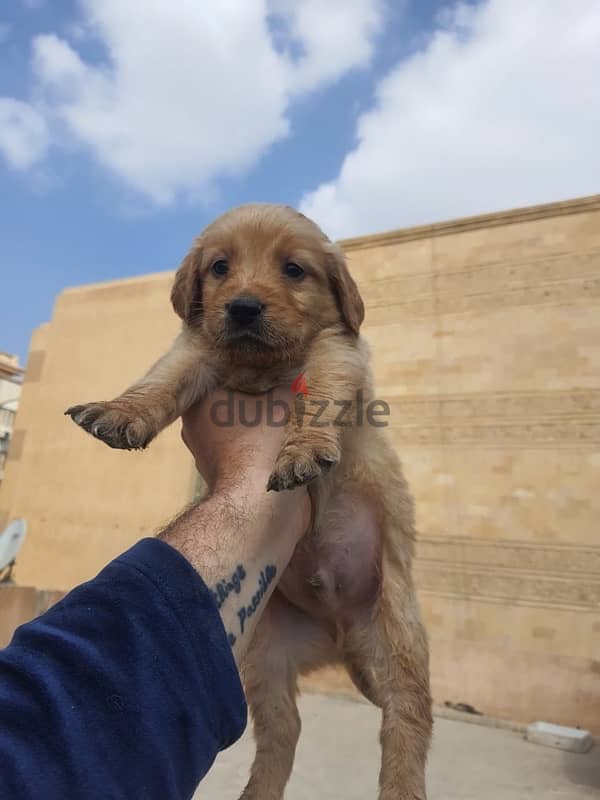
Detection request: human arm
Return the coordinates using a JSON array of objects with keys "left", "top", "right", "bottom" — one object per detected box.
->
[
  {"left": 160, "top": 387, "right": 310, "bottom": 663},
  {"left": 0, "top": 389, "right": 308, "bottom": 799}
]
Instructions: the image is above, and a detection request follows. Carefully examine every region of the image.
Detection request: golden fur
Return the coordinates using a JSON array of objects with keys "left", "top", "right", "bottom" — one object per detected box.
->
[{"left": 67, "top": 204, "right": 432, "bottom": 799}]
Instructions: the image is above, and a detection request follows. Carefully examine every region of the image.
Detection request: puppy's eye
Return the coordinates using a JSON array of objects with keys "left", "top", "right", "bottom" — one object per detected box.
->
[
  {"left": 283, "top": 262, "right": 304, "bottom": 279},
  {"left": 212, "top": 259, "right": 229, "bottom": 277}
]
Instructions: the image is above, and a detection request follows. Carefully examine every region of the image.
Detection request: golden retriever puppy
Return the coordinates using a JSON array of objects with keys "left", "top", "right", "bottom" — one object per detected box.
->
[{"left": 66, "top": 204, "right": 432, "bottom": 799}]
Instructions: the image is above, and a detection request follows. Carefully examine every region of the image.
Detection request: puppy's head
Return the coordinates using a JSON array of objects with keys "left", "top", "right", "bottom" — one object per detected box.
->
[{"left": 171, "top": 204, "right": 364, "bottom": 365}]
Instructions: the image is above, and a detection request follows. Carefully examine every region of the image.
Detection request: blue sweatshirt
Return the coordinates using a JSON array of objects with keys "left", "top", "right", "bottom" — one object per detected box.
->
[{"left": 0, "top": 538, "right": 248, "bottom": 799}]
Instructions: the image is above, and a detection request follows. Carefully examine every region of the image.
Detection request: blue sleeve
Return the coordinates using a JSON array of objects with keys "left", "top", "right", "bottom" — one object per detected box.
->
[{"left": 0, "top": 538, "right": 247, "bottom": 800}]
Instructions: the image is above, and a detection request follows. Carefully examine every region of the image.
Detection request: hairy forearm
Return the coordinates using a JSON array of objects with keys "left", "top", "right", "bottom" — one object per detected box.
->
[{"left": 158, "top": 479, "right": 308, "bottom": 664}]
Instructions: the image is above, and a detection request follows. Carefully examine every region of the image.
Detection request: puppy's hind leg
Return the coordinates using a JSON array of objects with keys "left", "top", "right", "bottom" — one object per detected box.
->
[
  {"left": 345, "top": 576, "right": 432, "bottom": 800},
  {"left": 66, "top": 331, "right": 214, "bottom": 450},
  {"left": 239, "top": 591, "right": 337, "bottom": 800}
]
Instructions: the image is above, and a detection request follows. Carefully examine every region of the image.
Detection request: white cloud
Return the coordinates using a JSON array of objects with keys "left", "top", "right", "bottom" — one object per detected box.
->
[
  {"left": 271, "top": 0, "right": 383, "bottom": 93},
  {"left": 301, "top": 0, "right": 600, "bottom": 239},
  {"left": 24, "top": 0, "right": 382, "bottom": 203},
  {"left": 0, "top": 98, "right": 49, "bottom": 169}
]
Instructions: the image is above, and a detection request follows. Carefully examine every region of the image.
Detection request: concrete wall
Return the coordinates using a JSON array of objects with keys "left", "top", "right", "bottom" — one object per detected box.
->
[{"left": 1, "top": 195, "right": 599, "bottom": 730}]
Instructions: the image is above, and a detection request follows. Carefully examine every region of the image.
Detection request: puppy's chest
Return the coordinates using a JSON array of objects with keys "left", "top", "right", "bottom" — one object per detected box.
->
[
  {"left": 217, "top": 364, "right": 299, "bottom": 393},
  {"left": 278, "top": 490, "right": 381, "bottom": 627}
]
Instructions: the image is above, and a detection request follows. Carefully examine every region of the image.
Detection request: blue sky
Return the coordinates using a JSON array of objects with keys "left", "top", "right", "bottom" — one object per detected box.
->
[{"left": 1, "top": 0, "right": 599, "bottom": 363}]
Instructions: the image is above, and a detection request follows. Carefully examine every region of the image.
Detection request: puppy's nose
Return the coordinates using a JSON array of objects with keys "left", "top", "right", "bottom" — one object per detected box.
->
[{"left": 226, "top": 296, "right": 265, "bottom": 326}]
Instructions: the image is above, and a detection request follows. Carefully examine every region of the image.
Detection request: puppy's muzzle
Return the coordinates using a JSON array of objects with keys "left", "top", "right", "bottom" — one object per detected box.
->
[{"left": 226, "top": 296, "right": 265, "bottom": 328}]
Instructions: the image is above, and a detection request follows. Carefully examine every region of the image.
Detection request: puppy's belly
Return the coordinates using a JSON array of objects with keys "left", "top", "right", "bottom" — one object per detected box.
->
[{"left": 278, "top": 490, "right": 381, "bottom": 628}]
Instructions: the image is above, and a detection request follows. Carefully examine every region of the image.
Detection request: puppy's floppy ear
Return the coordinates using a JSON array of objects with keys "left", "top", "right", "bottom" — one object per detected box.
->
[
  {"left": 326, "top": 244, "right": 365, "bottom": 336},
  {"left": 171, "top": 245, "right": 203, "bottom": 323}
]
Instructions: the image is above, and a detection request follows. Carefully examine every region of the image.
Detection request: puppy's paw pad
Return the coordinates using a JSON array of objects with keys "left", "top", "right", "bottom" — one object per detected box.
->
[
  {"left": 267, "top": 443, "right": 340, "bottom": 492},
  {"left": 65, "top": 402, "right": 153, "bottom": 450}
]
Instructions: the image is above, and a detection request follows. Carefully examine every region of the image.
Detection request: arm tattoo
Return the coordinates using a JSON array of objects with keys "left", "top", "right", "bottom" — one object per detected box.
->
[
  {"left": 211, "top": 564, "right": 246, "bottom": 610},
  {"left": 237, "top": 565, "right": 277, "bottom": 634},
  {"left": 212, "top": 563, "right": 277, "bottom": 647}
]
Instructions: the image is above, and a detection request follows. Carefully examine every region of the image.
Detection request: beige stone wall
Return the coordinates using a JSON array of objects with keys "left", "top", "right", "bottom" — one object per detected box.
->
[
  {"left": 340, "top": 195, "right": 600, "bottom": 731},
  {"left": 0, "top": 272, "right": 196, "bottom": 589},
  {"left": 1, "top": 195, "right": 599, "bottom": 729}
]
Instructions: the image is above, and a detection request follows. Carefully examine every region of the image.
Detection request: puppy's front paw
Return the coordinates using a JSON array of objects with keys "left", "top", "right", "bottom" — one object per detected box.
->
[
  {"left": 65, "top": 401, "right": 154, "bottom": 450},
  {"left": 267, "top": 441, "right": 340, "bottom": 492}
]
